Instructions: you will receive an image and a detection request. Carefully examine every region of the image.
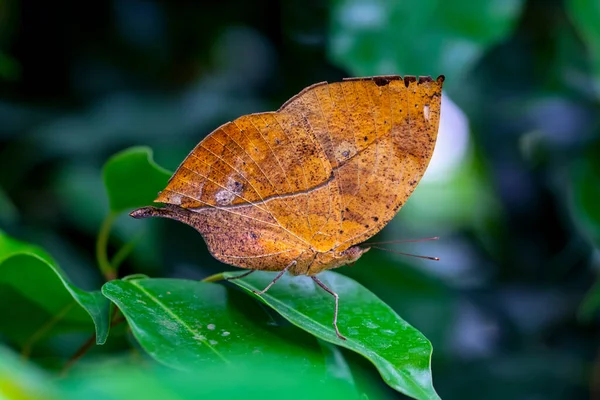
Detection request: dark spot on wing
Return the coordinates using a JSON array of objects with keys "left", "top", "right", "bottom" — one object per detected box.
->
[
  {"left": 373, "top": 76, "right": 391, "bottom": 86},
  {"left": 404, "top": 76, "right": 416, "bottom": 87}
]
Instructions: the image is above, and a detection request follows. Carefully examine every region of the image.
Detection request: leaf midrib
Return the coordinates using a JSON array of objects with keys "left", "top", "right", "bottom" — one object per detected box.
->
[{"left": 126, "top": 280, "right": 228, "bottom": 363}]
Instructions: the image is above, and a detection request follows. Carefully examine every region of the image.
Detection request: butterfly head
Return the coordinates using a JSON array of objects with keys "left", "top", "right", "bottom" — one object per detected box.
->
[{"left": 307, "top": 245, "right": 370, "bottom": 275}]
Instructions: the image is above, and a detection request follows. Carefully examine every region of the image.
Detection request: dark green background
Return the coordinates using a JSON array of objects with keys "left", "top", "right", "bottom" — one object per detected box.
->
[{"left": 1, "top": 0, "right": 599, "bottom": 399}]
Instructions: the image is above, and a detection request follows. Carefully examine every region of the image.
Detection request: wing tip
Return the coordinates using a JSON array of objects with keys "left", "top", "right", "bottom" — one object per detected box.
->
[
  {"left": 278, "top": 74, "right": 445, "bottom": 111},
  {"left": 344, "top": 74, "right": 445, "bottom": 88},
  {"left": 343, "top": 75, "right": 401, "bottom": 86}
]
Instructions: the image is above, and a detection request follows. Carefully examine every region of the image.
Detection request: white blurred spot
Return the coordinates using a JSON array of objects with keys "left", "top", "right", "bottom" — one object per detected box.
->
[
  {"left": 364, "top": 321, "right": 379, "bottom": 329},
  {"left": 423, "top": 104, "right": 430, "bottom": 121},
  {"left": 207, "top": 324, "right": 216, "bottom": 330},
  {"left": 422, "top": 93, "right": 470, "bottom": 183},
  {"left": 340, "top": 2, "right": 385, "bottom": 28}
]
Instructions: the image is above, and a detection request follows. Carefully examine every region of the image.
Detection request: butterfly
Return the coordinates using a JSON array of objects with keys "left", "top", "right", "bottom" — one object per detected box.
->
[{"left": 132, "top": 75, "right": 444, "bottom": 340}]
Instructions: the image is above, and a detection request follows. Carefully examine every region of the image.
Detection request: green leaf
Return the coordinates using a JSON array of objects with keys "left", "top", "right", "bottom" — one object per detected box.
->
[
  {"left": 225, "top": 270, "right": 439, "bottom": 400},
  {"left": 60, "top": 357, "right": 358, "bottom": 400},
  {"left": 0, "top": 343, "right": 358, "bottom": 400},
  {"left": 101, "top": 278, "right": 349, "bottom": 375},
  {"left": 0, "top": 230, "right": 111, "bottom": 348},
  {"left": 319, "top": 340, "right": 357, "bottom": 389},
  {"left": 102, "top": 146, "right": 172, "bottom": 213},
  {"left": 329, "top": 0, "right": 524, "bottom": 92},
  {"left": 0, "top": 346, "right": 59, "bottom": 400},
  {"left": 567, "top": 0, "right": 600, "bottom": 91},
  {"left": 342, "top": 250, "right": 455, "bottom": 349}
]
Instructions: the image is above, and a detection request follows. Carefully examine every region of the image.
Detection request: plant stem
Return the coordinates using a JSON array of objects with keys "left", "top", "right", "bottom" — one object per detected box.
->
[
  {"left": 60, "top": 332, "right": 96, "bottom": 375},
  {"left": 201, "top": 272, "right": 226, "bottom": 283},
  {"left": 110, "top": 235, "right": 140, "bottom": 271},
  {"left": 21, "top": 302, "right": 76, "bottom": 359},
  {"left": 61, "top": 311, "right": 125, "bottom": 375},
  {"left": 96, "top": 212, "right": 117, "bottom": 281}
]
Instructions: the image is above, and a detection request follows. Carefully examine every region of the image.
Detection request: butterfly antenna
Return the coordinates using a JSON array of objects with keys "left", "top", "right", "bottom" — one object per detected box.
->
[
  {"left": 367, "top": 245, "right": 440, "bottom": 261},
  {"left": 363, "top": 236, "right": 439, "bottom": 245}
]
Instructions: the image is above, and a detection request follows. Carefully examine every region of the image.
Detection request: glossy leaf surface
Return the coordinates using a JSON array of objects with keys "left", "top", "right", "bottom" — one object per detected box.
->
[
  {"left": 225, "top": 270, "right": 439, "bottom": 400},
  {"left": 0, "top": 231, "right": 110, "bottom": 347},
  {"left": 102, "top": 277, "right": 345, "bottom": 376}
]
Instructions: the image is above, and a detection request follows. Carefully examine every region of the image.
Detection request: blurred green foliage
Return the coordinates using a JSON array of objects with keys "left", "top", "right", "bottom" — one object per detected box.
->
[
  {"left": 330, "top": 0, "right": 525, "bottom": 92},
  {"left": 103, "top": 147, "right": 171, "bottom": 214},
  {"left": 567, "top": 0, "right": 600, "bottom": 92},
  {"left": 0, "top": 231, "right": 110, "bottom": 350},
  {"left": 1, "top": 0, "right": 600, "bottom": 399}
]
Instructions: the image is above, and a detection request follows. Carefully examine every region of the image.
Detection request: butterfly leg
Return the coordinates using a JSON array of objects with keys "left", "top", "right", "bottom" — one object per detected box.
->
[
  {"left": 253, "top": 260, "right": 296, "bottom": 295},
  {"left": 225, "top": 270, "right": 255, "bottom": 281},
  {"left": 311, "top": 276, "right": 347, "bottom": 341}
]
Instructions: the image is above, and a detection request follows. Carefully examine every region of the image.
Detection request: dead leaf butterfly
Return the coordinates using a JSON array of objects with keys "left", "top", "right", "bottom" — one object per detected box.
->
[{"left": 132, "top": 75, "right": 445, "bottom": 340}]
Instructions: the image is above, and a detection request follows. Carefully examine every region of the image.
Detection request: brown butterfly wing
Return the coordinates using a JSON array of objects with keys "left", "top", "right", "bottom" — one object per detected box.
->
[
  {"left": 154, "top": 75, "right": 443, "bottom": 271},
  {"left": 277, "top": 75, "right": 444, "bottom": 251},
  {"left": 155, "top": 96, "right": 335, "bottom": 270}
]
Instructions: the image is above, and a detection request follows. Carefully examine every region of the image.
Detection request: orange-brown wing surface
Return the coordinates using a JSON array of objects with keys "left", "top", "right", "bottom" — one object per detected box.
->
[
  {"left": 154, "top": 75, "right": 444, "bottom": 269},
  {"left": 263, "top": 75, "right": 444, "bottom": 251}
]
